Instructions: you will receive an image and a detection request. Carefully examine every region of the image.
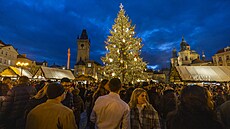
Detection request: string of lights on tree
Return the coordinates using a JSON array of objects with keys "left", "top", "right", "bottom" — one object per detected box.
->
[{"left": 101, "top": 3, "right": 147, "bottom": 83}]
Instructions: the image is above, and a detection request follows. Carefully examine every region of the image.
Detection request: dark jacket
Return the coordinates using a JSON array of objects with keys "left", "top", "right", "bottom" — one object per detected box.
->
[
  {"left": 0, "top": 83, "right": 36, "bottom": 129},
  {"left": 167, "top": 108, "right": 224, "bottom": 129},
  {"left": 218, "top": 100, "right": 230, "bottom": 129}
]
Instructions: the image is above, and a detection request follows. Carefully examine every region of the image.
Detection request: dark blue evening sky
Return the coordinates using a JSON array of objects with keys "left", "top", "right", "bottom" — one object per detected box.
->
[{"left": 0, "top": 0, "right": 230, "bottom": 70}]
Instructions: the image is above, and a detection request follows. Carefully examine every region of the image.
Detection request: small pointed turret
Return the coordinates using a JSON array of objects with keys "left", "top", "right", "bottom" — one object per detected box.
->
[
  {"left": 202, "top": 51, "right": 205, "bottom": 61},
  {"left": 80, "top": 29, "right": 88, "bottom": 39},
  {"left": 172, "top": 48, "right": 177, "bottom": 58}
]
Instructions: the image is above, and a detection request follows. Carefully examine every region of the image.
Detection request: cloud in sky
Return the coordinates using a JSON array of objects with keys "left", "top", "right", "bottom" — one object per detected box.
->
[{"left": 0, "top": 0, "right": 230, "bottom": 70}]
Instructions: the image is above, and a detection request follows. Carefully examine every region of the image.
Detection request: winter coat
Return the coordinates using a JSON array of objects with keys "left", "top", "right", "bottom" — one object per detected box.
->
[{"left": 0, "top": 83, "right": 36, "bottom": 129}]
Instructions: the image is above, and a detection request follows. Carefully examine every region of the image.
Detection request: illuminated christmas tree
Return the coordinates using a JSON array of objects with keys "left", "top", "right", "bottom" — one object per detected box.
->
[{"left": 101, "top": 3, "right": 147, "bottom": 83}]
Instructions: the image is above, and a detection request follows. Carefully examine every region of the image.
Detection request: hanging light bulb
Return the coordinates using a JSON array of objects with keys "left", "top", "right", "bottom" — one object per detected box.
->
[
  {"left": 105, "top": 46, "right": 108, "bottom": 51},
  {"left": 117, "top": 49, "right": 120, "bottom": 53},
  {"left": 120, "top": 59, "right": 123, "bottom": 63},
  {"left": 114, "top": 29, "right": 117, "bottom": 32},
  {"left": 123, "top": 39, "right": 125, "bottom": 42},
  {"left": 113, "top": 45, "right": 116, "bottom": 48},
  {"left": 134, "top": 57, "right": 137, "bottom": 61},
  {"left": 112, "top": 72, "right": 115, "bottom": 76},
  {"left": 126, "top": 28, "right": 129, "bottom": 32},
  {"left": 109, "top": 58, "right": 113, "bottom": 62}
]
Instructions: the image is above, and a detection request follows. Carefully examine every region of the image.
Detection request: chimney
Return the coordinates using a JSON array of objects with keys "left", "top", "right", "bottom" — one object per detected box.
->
[{"left": 67, "top": 48, "right": 70, "bottom": 69}]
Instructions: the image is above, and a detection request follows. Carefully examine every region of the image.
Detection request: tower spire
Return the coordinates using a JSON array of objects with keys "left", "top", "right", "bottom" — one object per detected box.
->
[{"left": 182, "top": 35, "right": 185, "bottom": 41}]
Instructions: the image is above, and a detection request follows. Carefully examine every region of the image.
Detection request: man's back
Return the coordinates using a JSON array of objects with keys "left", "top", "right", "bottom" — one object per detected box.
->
[
  {"left": 91, "top": 92, "right": 130, "bottom": 129},
  {"left": 26, "top": 100, "right": 77, "bottom": 129}
]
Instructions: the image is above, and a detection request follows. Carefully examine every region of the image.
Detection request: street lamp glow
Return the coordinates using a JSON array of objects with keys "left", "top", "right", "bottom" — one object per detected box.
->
[{"left": 16, "top": 61, "right": 29, "bottom": 76}]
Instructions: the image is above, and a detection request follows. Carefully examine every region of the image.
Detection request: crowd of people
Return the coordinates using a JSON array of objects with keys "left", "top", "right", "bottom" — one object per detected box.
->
[{"left": 0, "top": 76, "right": 230, "bottom": 129}]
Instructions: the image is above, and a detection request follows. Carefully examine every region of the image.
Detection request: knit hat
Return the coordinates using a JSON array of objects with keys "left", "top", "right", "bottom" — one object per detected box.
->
[{"left": 46, "top": 83, "right": 65, "bottom": 99}]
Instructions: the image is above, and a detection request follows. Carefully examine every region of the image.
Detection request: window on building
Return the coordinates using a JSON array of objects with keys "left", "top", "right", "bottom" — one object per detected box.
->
[
  {"left": 185, "top": 56, "right": 188, "bottom": 61},
  {"left": 5, "top": 52, "right": 7, "bottom": 56},
  {"left": 219, "top": 57, "right": 222, "bottom": 61},
  {"left": 1, "top": 50, "right": 3, "bottom": 54},
  {"left": 227, "top": 55, "right": 229, "bottom": 60},
  {"left": 0, "top": 58, "right": 2, "bottom": 63},
  {"left": 88, "top": 63, "right": 92, "bottom": 67},
  {"left": 8, "top": 60, "right": 11, "bottom": 65},
  {"left": 4, "top": 60, "right": 7, "bottom": 64}
]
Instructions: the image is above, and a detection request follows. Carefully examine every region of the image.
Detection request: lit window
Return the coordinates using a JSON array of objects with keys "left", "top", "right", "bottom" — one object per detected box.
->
[{"left": 88, "top": 63, "right": 91, "bottom": 67}]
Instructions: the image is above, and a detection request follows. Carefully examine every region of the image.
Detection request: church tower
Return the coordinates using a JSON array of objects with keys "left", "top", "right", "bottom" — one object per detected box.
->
[{"left": 76, "top": 29, "right": 90, "bottom": 63}]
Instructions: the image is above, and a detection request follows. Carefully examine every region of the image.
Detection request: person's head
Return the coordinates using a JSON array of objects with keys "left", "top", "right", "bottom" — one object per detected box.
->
[
  {"left": 72, "top": 88, "right": 80, "bottom": 95},
  {"left": 99, "top": 79, "right": 109, "bottom": 91},
  {"left": 2, "top": 77, "right": 11, "bottom": 83},
  {"left": 2, "top": 77, "right": 11, "bottom": 86},
  {"left": 129, "top": 88, "right": 150, "bottom": 108},
  {"left": 180, "top": 85, "right": 214, "bottom": 111},
  {"left": 18, "top": 76, "right": 29, "bottom": 84},
  {"left": 61, "top": 77, "right": 72, "bottom": 89},
  {"left": 109, "top": 78, "right": 121, "bottom": 93},
  {"left": 46, "top": 82, "right": 66, "bottom": 101},
  {"left": 34, "top": 84, "right": 48, "bottom": 99}
]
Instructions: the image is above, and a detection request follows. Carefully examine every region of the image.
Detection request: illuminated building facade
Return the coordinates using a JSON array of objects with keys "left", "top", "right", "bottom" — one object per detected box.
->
[
  {"left": 0, "top": 40, "right": 18, "bottom": 71},
  {"left": 212, "top": 46, "right": 230, "bottom": 66},
  {"left": 74, "top": 29, "right": 102, "bottom": 80}
]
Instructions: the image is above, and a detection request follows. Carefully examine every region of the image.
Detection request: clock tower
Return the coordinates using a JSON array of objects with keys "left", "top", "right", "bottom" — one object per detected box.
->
[{"left": 76, "top": 29, "right": 90, "bottom": 62}]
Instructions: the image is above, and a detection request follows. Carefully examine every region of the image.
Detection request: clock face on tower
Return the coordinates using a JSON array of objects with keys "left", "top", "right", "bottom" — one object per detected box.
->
[{"left": 81, "top": 44, "right": 84, "bottom": 49}]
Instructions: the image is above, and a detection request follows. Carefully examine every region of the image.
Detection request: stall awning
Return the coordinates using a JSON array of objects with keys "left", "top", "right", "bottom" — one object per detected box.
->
[
  {"left": 176, "top": 66, "right": 230, "bottom": 82},
  {"left": 0, "top": 66, "right": 33, "bottom": 78},
  {"left": 33, "top": 66, "right": 75, "bottom": 80}
]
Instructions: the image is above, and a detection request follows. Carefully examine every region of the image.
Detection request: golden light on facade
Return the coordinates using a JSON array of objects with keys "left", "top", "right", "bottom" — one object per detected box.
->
[{"left": 16, "top": 61, "right": 29, "bottom": 76}]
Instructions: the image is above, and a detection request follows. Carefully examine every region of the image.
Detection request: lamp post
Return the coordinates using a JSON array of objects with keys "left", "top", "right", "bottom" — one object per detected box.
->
[{"left": 16, "top": 62, "right": 29, "bottom": 76}]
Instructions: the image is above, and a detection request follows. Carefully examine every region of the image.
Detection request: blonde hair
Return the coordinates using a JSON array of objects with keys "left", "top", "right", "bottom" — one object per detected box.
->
[
  {"left": 128, "top": 88, "right": 150, "bottom": 108},
  {"left": 33, "top": 84, "right": 48, "bottom": 99}
]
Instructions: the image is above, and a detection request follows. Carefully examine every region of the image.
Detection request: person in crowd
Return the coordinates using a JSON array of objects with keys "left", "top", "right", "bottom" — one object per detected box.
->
[
  {"left": 159, "top": 89, "right": 177, "bottom": 129},
  {"left": 129, "top": 88, "right": 161, "bottom": 129},
  {"left": 123, "top": 83, "right": 135, "bottom": 103},
  {"left": 0, "top": 77, "right": 12, "bottom": 96},
  {"left": 25, "top": 82, "right": 77, "bottom": 129},
  {"left": 213, "top": 86, "right": 227, "bottom": 109},
  {"left": 1, "top": 76, "right": 36, "bottom": 129},
  {"left": 0, "top": 77, "right": 12, "bottom": 127},
  {"left": 166, "top": 85, "right": 224, "bottom": 129},
  {"left": 147, "top": 86, "right": 161, "bottom": 112},
  {"left": 88, "top": 79, "right": 109, "bottom": 129},
  {"left": 78, "top": 83, "right": 86, "bottom": 102},
  {"left": 61, "top": 77, "right": 74, "bottom": 109},
  {"left": 34, "top": 80, "right": 46, "bottom": 91},
  {"left": 72, "top": 88, "right": 84, "bottom": 128},
  {"left": 24, "top": 83, "right": 49, "bottom": 118},
  {"left": 91, "top": 79, "right": 109, "bottom": 108},
  {"left": 90, "top": 78, "right": 130, "bottom": 129},
  {"left": 217, "top": 99, "right": 230, "bottom": 129}
]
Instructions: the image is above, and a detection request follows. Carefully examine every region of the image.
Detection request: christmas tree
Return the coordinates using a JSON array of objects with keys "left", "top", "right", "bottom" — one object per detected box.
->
[{"left": 101, "top": 3, "right": 147, "bottom": 83}]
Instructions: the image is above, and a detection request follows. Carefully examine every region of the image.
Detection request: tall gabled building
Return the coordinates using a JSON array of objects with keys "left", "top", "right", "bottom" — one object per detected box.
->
[
  {"left": 74, "top": 29, "right": 102, "bottom": 80},
  {"left": 0, "top": 40, "right": 18, "bottom": 71}
]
